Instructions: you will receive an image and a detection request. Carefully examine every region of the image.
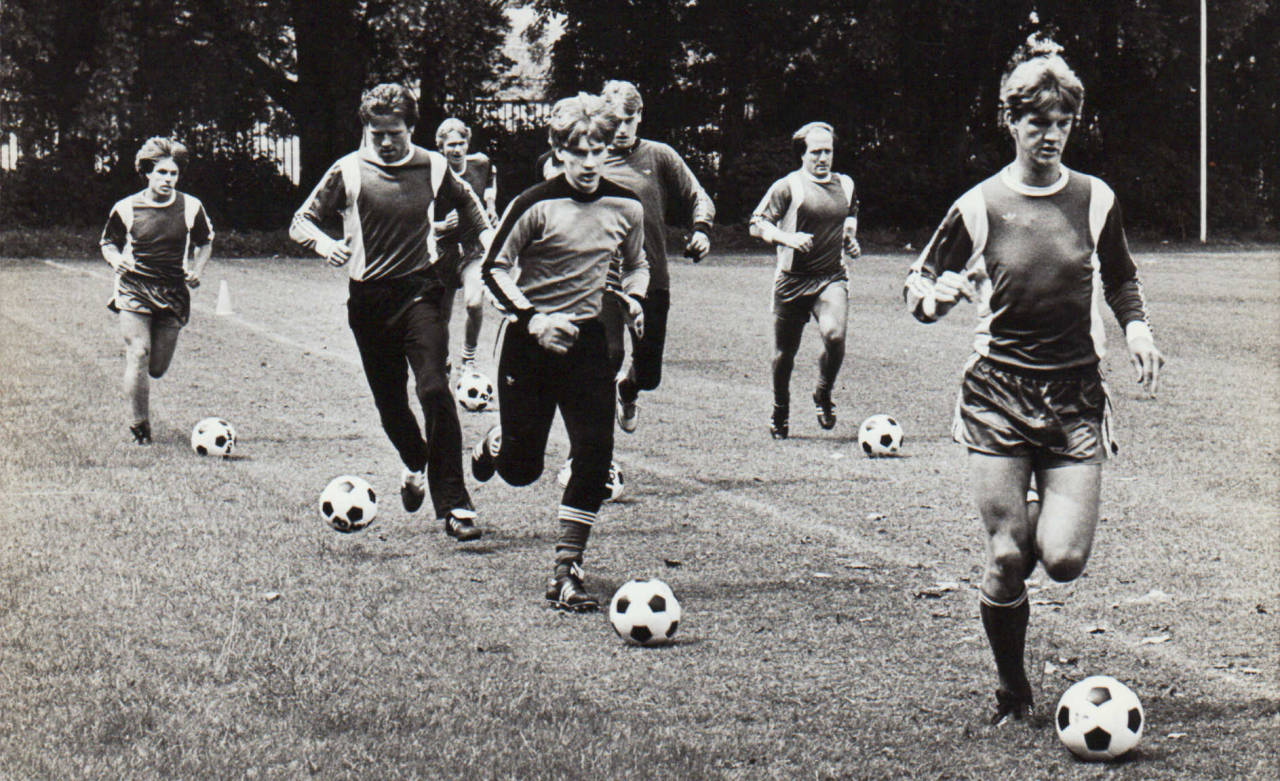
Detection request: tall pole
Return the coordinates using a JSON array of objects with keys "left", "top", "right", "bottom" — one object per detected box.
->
[{"left": 1200, "top": 0, "right": 1208, "bottom": 243}]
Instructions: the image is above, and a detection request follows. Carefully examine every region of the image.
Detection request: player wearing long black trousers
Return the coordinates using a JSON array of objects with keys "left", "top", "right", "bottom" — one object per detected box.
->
[
  {"left": 291, "top": 83, "right": 492, "bottom": 540},
  {"left": 471, "top": 92, "right": 648, "bottom": 611}
]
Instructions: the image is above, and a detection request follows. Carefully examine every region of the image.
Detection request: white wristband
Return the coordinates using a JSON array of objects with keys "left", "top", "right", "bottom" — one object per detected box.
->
[{"left": 1125, "top": 320, "right": 1153, "bottom": 343}]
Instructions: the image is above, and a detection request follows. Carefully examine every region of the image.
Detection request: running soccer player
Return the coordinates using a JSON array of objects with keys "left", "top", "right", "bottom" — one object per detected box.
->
[
  {"left": 470, "top": 92, "right": 648, "bottom": 611},
  {"left": 903, "top": 36, "right": 1164, "bottom": 725},
  {"left": 290, "top": 83, "right": 493, "bottom": 541},
  {"left": 600, "top": 80, "right": 716, "bottom": 433},
  {"left": 100, "top": 136, "right": 214, "bottom": 445},
  {"left": 434, "top": 118, "right": 499, "bottom": 371},
  {"left": 750, "top": 122, "right": 860, "bottom": 439}
]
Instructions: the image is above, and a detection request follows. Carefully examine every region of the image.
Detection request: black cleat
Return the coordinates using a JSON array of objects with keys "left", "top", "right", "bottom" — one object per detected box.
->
[
  {"left": 400, "top": 467, "right": 426, "bottom": 512},
  {"left": 545, "top": 562, "right": 598, "bottom": 612},
  {"left": 130, "top": 420, "right": 152, "bottom": 446},
  {"left": 770, "top": 404, "right": 789, "bottom": 439},
  {"left": 470, "top": 426, "right": 499, "bottom": 482},
  {"left": 990, "top": 688, "right": 1034, "bottom": 726},
  {"left": 443, "top": 507, "right": 481, "bottom": 541},
  {"left": 813, "top": 389, "right": 836, "bottom": 430}
]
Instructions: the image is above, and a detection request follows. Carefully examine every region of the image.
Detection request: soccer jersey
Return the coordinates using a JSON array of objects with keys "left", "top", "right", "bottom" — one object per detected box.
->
[
  {"left": 290, "top": 145, "right": 488, "bottom": 282},
  {"left": 456, "top": 152, "right": 496, "bottom": 205},
  {"left": 906, "top": 166, "right": 1149, "bottom": 371},
  {"left": 752, "top": 170, "right": 858, "bottom": 277},
  {"left": 602, "top": 139, "right": 715, "bottom": 291},
  {"left": 482, "top": 175, "right": 648, "bottom": 327},
  {"left": 100, "top": 191, "right": 213, "bottom": 284}
]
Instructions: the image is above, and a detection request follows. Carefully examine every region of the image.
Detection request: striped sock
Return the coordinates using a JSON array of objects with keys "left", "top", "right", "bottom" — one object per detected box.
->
[
  {"left": 461, "top": 344, "right": 477, "bottom": 366},
  {"left": 979, "top": 587, "right": 1032, "bottom": 698},
  {"left": 554, "top": 505, "right": 596, "bottom": 572}
]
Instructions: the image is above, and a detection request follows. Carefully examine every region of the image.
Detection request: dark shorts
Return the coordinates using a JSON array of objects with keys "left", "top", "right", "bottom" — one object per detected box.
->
[
  {"left": 108, "top": 273, "right": 190, "bottom": 327},
  {"left": 952, "top": 356, "right": 1117, "bottom": 466},
  {"left": 773, "top": 271, "right": 848, "bottom": 323}
]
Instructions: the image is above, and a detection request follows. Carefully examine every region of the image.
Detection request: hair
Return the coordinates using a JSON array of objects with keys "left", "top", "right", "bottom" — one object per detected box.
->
[
  {"left": 435, "top": 117, "right": 471, "bottom": 149},
  {"left": 999, "top": 34, "right": 1084, "bottom": 127},
  {"left": 601, "top": 80, "right": 644, "bottom": 115},
  {"left": 358, "top": 82, "right": 418, "bottom": 127},
  {"left": 791, "top": 121, "right": 837, "bottom": 161},
  {"left": 135, "top": 136, "right": 188, "bottom": 175},
  {"left": 547, "top": 92, "right": 621, "bottom": 150}
]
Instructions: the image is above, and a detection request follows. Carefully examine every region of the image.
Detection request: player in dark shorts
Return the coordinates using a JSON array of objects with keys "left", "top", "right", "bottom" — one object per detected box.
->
[
  {"left": 904, "top": 36, "right": 1165, "bottom": 726},
  {"left": 100, "top": 136, "right": 214, "bottom": 445},
  {"left": 470, "top": 93, "right": 648, "bottom": 612},
  {"left": 750, "top": 122, "right": 861, "bottom": 438},
  {"left": 291, "top": 83, "right": 493, "bottom": 541},
  {"left": 600, "top": 80, "right": 716, "bottom": 434}
]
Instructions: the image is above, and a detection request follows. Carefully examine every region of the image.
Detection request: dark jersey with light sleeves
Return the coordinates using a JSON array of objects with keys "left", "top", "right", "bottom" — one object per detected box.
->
[
  {"left": 290, "top": 146, "right": 488, "bottom": 282},
  {"left": 437, "top": 152, "right": 496, "bottom": 247},
  {"left": 751, "top": 171, "right": 858, "bottom": 278},
  {"left": 481, "top": 175, "right": 648, "bottom": 328},
  {"left": 601, "top": 139, "right": 715, "bottom": 291},
  {"left": 100, "top": 191, "right": 213, "bottom": 284},
  {"left": 906, "top": 166, "right": 1149, "bottom": 371}
]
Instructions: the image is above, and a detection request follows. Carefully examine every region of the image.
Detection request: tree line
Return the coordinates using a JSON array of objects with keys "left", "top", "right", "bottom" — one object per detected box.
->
[{"left": 2, "top": 0, "right": 1275, "bottom": 238}]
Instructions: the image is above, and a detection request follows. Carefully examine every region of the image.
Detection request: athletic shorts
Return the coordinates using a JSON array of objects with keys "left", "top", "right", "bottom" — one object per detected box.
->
[
  {"left": 952, "top": 355, "right": 1117, "bottom": 466},
  {"left": 773, "top": 271, "right": 848, "bottom": 323},
  {"left": 108, "top": 273, "right": 189, "bottom": 327}
]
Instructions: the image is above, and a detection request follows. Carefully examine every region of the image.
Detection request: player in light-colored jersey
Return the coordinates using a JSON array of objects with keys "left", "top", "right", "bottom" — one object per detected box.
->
[
  {"left": 600, "top": 80, "right": 716, "bottom": 434},
  {"left": 470, "top": 93, "right": 648, "bottom": 612},
  {"left": 750, "top": 122, "right": 860, "bottom": 439},
  {"left": 434, "top": 118, "right": 499, "bottom": 372},
  {"left": 100, "top": 136, "right": 214, "bottom": 445},
  {"left": 291, "top": 84, "right": 493, "bottom": 542},
  {"left": 904, "top": 36, "right": 1164, "bottom": 726}
]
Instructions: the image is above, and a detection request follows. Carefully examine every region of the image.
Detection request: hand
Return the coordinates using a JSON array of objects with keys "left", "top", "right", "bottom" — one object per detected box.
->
[
  {"left": 434, "top": 210, "right": 459, "bottom": 234},
  {"left": 528, "top": 312, "right": 579, "bottom": 355},
  {"left": 780, "top": 231, "right": 814, "bottom": 253},
  {"left": 110, "top": 250, "right": 136, "bottom": 274},
  {"left": 932, "top": 270, "right": 978, "bottom": 305},
  {"left": 325, "top": 238, "right": 352, "bottom": 268},
  {"left": 184, "top": 270, "right": 201, "bottom": 289},
  {"left": 622, "top": 294, "right": 645, "bottom": 339},
  {"left": 1126, "top": 322, "right": 1164, "bottom": 395},
  {"left": 684, "top": 230, "right": 710, "bottom": 262},
  {"left": 843, "top": 233, "right": 861, "bottom": 259}
]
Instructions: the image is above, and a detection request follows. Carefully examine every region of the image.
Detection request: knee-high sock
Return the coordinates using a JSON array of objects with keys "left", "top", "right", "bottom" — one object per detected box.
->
[
  {"left": 554, "top": 506, "right": 596, "bottom": 573},
  {"left": 979, "top": 588, "right": 1031, "bottom": 698}
]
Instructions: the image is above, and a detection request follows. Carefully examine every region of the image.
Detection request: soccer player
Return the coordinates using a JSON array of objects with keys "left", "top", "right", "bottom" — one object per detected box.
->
[
  {"left": 750, "top": 122, "right": 860, "bottom": 439},
  {"left": 903, "top": 36, "right": 1165, "bottom": 725},
  {"left": 600, "top": 80, "right": 716, "bottom": 433},
  {"left": 433, "top": 118, "right": 499, "bottom": 372},
  {"left": 100, "top": 136, "right": 214, "bottom": 445},
  {"left": 290, "top": 83, "right": 493, "bottom": 541},
  {"left": 470, "top": 93, "right": 648, "bottom": 611}
]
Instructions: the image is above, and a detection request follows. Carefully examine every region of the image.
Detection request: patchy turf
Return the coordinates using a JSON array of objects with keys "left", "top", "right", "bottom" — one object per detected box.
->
[{"left": 0, "top": 250, "right": 1277, "bottom": 779}]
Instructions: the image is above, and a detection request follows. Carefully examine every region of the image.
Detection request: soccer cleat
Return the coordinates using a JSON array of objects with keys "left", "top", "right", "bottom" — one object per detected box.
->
[
  {"left": 130, "top": 420, "right": 152, "bottom": 446},
  {"left": 545, "top": 561, "right": 598, "bottom": 612},
  {"left": 470, "top": 426, "right": 499, "bottom": 482},
  {"left": 769, "top": 404, "right": 789, "bottom": 440},
  {"left": 617, "top": 395, "right": 639, "bottom": 434},
  {"left": 442, "top": 507, "right": 481, "bottom": 541},
  {"left": 990, "top": 688, "right": 1035, "bottom": 726},
  {"left": 813, "top": 389, "right": 837, "bottom": 430},
  {"left": 400, "top": 467, "right": 426, "bottom": 512}
]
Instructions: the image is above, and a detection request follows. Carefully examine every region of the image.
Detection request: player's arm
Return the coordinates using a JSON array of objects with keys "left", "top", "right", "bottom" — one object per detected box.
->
[
  {"left": 99, "top": 206, "right": 134, "bottom": 273},
  {"left": 749, "top": 180, "right": 812, "bottom": 252},
  {"left": 662, "top": 146, "right": 715, "bottom": 261},
  {"left": 289, "top": 162, "right": 351, "bottom": 267},
  {"left": 439, "top": 171, "right": 495, "bottom": 254},
  {"left": 1096, "top": 194, "right": 1164, "bottom": 393},
  {"left": 904, "top": 205, "right": 978, "bottom": 322},
  {"left": 843, "top": 177, "right": 861, "bottom": 258},
  {"left": 484, "top": 165, "right": 499, "bottom": 224},
  {"left": 185, "top": 203, "right": 215, "bottom": 288}
]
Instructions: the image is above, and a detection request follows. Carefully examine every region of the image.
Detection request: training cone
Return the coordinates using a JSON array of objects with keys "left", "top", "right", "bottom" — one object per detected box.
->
[{"left": 215, "top": 279, "right": 234, "bottom": 316}]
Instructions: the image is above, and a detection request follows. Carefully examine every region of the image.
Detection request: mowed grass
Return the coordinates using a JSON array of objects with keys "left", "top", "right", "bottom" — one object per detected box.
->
[{"left": 0, "top": 249, "right": 1277, "bottom": 779}]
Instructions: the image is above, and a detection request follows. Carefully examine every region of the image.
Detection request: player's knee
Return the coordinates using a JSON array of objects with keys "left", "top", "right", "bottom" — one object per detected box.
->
[
  {"left": 465, "top": 295, "right": 485, "bottom": 319},
  {"left": 125, "top": 342, "right": 151, "bottom": 364},
  {"left": 497, "top": 456, "right": 541, "bottom": 487},
  {"left": 1041, "top": 549, "right": 1089, "bottom": 583},
  {"left": 987, "top": 535, "right": 1031, "bottom": 582},
  {"left": 415, "top": 373, "right": 451, "bottom": 404}
]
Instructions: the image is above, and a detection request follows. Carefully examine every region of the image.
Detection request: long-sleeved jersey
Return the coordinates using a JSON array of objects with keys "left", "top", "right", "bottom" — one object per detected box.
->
[
  {"left": 751, "top": 170, "right": 858, "bottom": 277},
  {"left": 482, "top": 175, "right": 648, "bottom": 328},
  {"left": 100, "top": 190, "right": 213, "bottom": 284},
  {"left": 290, "top": 146, "right": 488, "bottom": 282},
  {"left": 601, "top": 139, "right": 714, "bottom": 291},
  {"left": 905, "top": 166, "right": 1150, "bottom": 370}
]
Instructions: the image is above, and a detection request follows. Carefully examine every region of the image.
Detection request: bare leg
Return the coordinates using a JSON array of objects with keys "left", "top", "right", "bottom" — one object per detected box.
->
[
  {"left": 119, "top": 311, "right": 154, "bottom": 425},
  {"left": 1034, "top": 462, "right": 1102, "bottom": 582}
]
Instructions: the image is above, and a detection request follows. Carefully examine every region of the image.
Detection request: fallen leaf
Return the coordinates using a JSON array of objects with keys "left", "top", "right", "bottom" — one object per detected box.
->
[
  {"left": 842, "top": 560, "right": 873, "bottom": 570},
  {"left": 1167, "top": 732, "right": 1188, "bottom": 739},
  {"left": 1124, "top": 588, "right": 1174, "bottom": 606},
  {"left": 813, "top": 572, "right": 834, "bottom": 579},
  {"left": 663, "top": 559, "right": 682, "bottom": 567},
  {"left": 1240, "top": 667, "right": 1263, "bottom": 675},
  {"left": 1084, "top": 625, "right": 1108, "bottom": 634},
  {"left": 1043, "top": 662, "right": 1058, "bottom": 675},
  {"left": 263, "top": 592, "right": 281, "bottom": 602},
  {"left": 865, "top": 512, "right": 886, "bottom": 522},
  {"left": 1139, "top": 634, "right": 1172, "bottom": 645}
]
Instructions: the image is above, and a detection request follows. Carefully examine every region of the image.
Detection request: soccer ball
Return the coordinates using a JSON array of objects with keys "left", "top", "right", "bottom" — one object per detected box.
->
[
  {"left": 609, "top": 578, "right": 682, "bottom": 646},
  {"left": 455, "top": 369, "right": 494, "bottom": 412},
  {"left": 319, "top": 475, "right": 378, "bottom": 533},
  {"left": 191, "top": 417, "right": 235, "bottom": 456},
  {"left": 1055, "top": 675, "right": 1145, "bottom": 761},
  {"left": 858, "top": 414, "right": 903, "bottom": 456},
  {"left": 556, "top": 458, "right": 625, "bottom": 501}
]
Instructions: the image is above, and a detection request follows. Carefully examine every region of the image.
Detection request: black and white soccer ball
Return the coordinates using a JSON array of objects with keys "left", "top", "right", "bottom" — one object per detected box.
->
[
  {"left": 455, "top": 369, "right": 494, "bottom": 412},
  {"left": 609, "top": 578, "right": 681, "bottom": 646},
  {"left": 1056, "top": 675, "right": 1145, "bottom": 761},
  {"left": 858, "top": 414, "right": 903, "bottom": 457},
  {"left": 319, "top": 475, "right": 378, "bottom": 533},
  {"left": 191, "top": 417, "right": 235, "bottom": 457},
  {"left": 556, "top": 457, "right": 625, "bottom": 501}
]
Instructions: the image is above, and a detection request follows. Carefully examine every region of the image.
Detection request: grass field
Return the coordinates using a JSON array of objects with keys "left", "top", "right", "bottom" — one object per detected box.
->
[{"left": 1, "top": 249, "right": 1277, "bottom": 779}]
